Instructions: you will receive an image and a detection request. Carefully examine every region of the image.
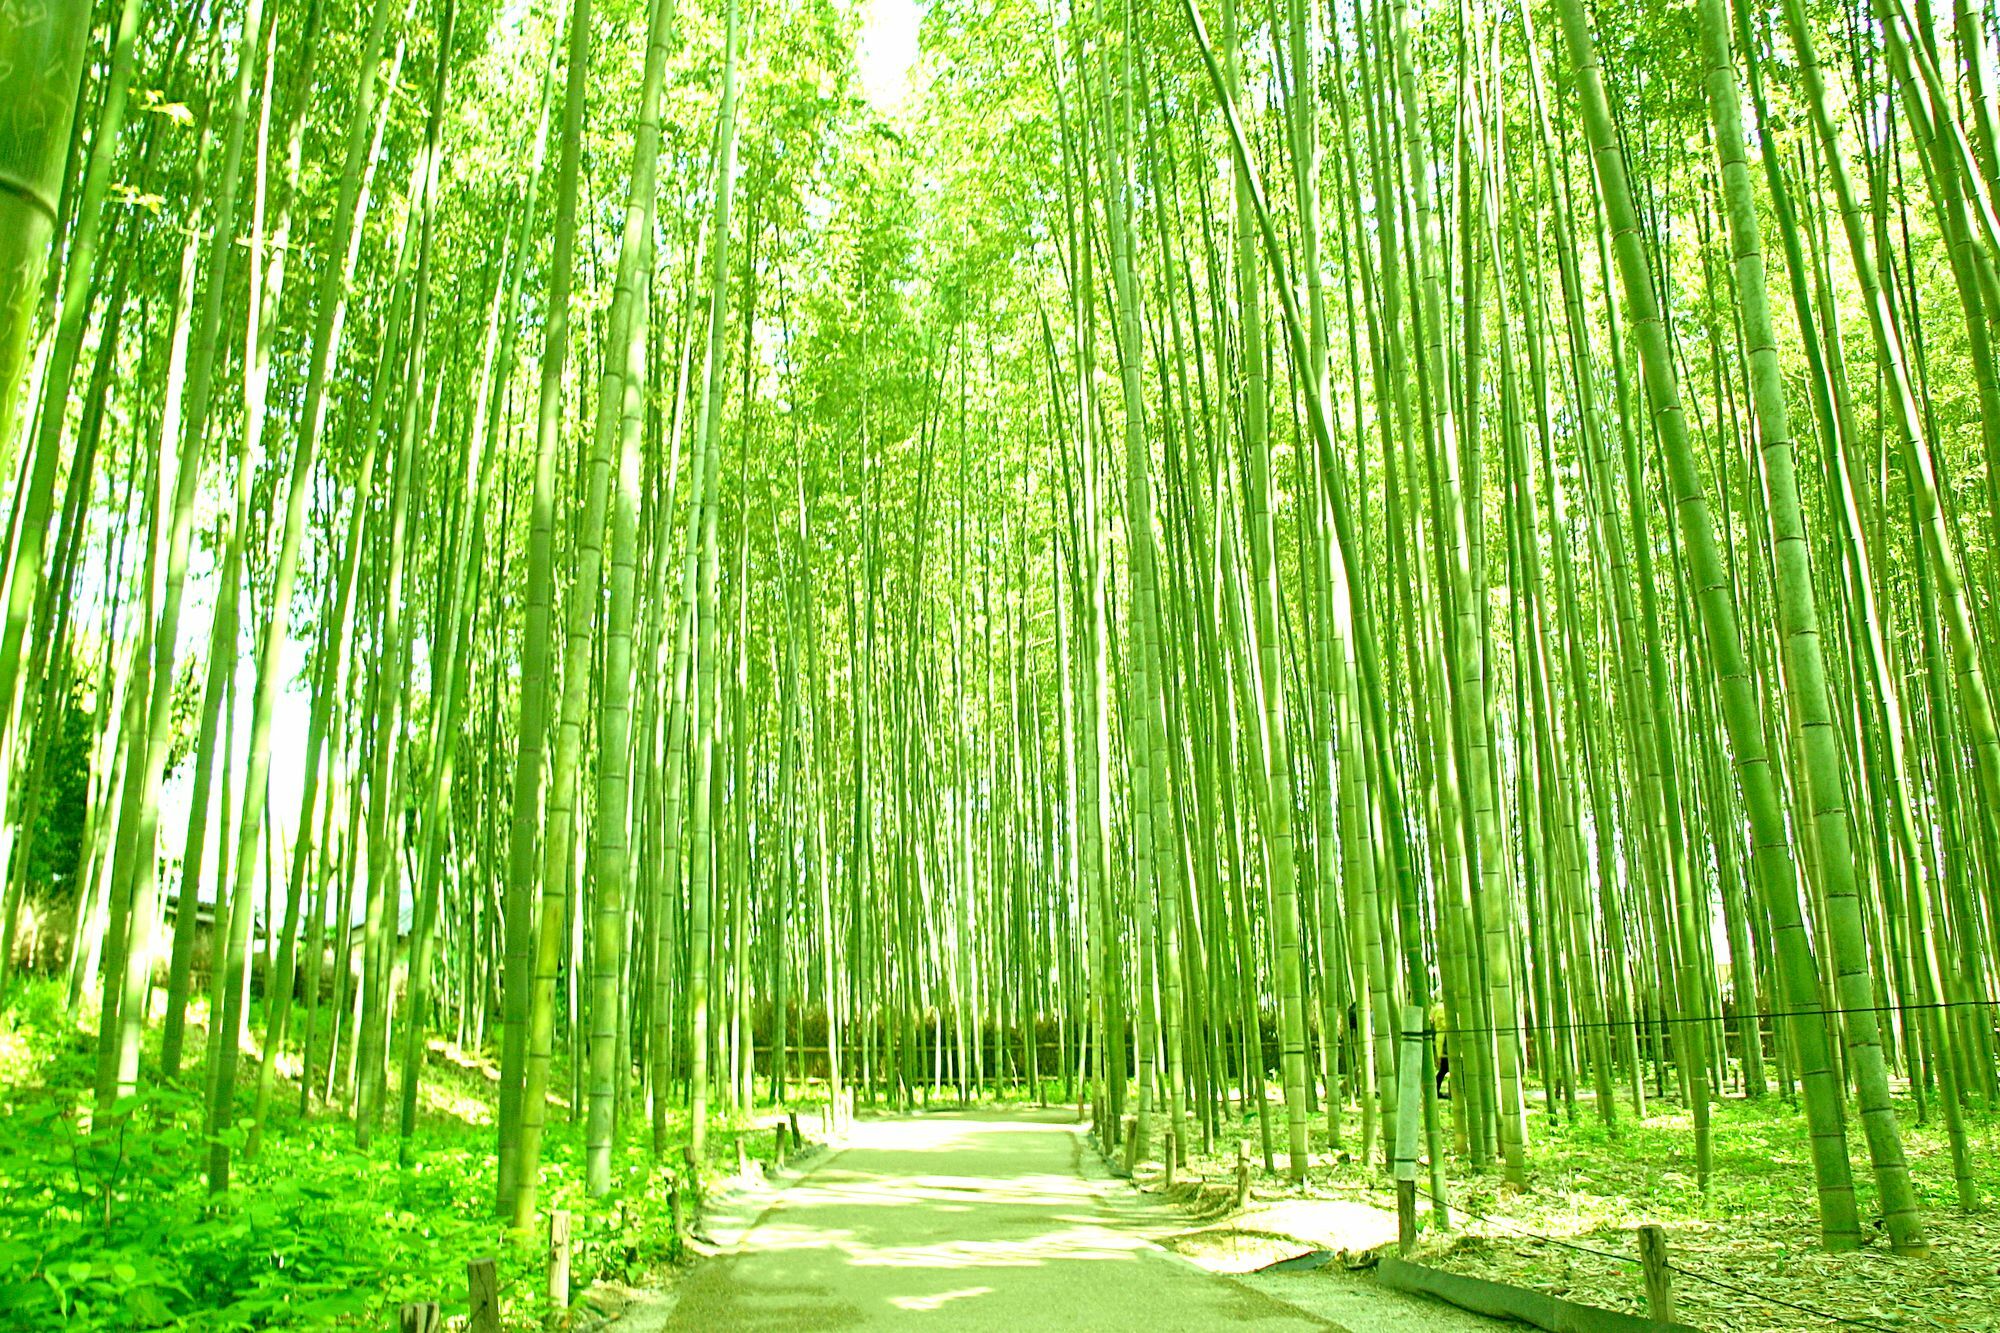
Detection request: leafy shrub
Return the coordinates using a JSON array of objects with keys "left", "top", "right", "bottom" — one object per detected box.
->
[{"left": 0, "top": 981, "right": 698, "bottom": 1329}]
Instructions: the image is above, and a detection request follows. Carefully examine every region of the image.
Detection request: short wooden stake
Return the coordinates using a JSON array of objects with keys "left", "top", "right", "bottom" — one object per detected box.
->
[
  {"left": 773, "top": 1122, "right": 788, "bottom": 1168},
  {"left": 789, "top": 1109, "right": 803, "bottom": 1150},
  {"left": 1233, "top": 1140, "right": 1251, "bottom": 1209},
  {"left": 399, "top": 1302, "right": 441, "bottom": 1333},
  {"left": 1121, "top": 1116, "right": 1139, "bottom": 1177},
  {"left": 669, "top": 1174, "right": 686, "bottom": 1241},
  {"left": 467, "top": 1257, "right": 500, "bottom": 1333},
  {"left": 1637, "top": 1223, "right": 1674, "bottom": 1322},
  {"left": 547, "top": 1208, "right": 571, "bottom": 1309},
  {"left": 1163, "top": 1129, "right": 1177, "bottom": 1188}
]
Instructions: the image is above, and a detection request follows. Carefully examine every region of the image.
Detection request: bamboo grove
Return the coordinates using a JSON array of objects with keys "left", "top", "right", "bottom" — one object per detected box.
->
[{"left": 1, "top": 0, "right": 1997, "bottom": 1270}]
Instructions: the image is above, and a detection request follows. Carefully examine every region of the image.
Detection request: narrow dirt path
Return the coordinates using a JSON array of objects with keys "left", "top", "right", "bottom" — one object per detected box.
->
[{"left": 659, "top": 1109, "right": 1500, "bottom": 1331}]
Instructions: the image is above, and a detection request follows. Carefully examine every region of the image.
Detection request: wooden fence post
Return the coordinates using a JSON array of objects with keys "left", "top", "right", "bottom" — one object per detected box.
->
[
  {"left": 1233, "top": 1139, "right": 1250, "bottom": 1209},
  {"left": 548, "top": 1208, "right": 571, "bottom": 1309},
  {"left": 467, "top": 1257, "right": 500, "bottom": 1333},
  {"left": 398, "top": 1302, "right": 441, "bottom": 1333},
  {"left": 789, "top": 1109, "right": 802, "bottom": 1150},
  {"left": 1121, "top": 1115, "right": 1139, "bottom": 1177},
  {"left": 774, "top": 1122, "right": 788, "bottom": 1168},
  {"left": 1637, "top": 1224, "right": 1673, "bottom": 1322},
  {"left": 1394, "top": 1004, "right": 1425, "bottom": 1256}
]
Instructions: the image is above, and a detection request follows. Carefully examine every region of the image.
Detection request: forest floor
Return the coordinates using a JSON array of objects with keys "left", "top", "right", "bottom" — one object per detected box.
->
[{"left": 1145, "top": 1084, "right": 2000, "bottom": 1332}]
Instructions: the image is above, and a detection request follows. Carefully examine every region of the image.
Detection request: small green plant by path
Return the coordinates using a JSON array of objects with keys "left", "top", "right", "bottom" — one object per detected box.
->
[{"left": 0, "top": 980, "right": 787, "bottom": 1330}]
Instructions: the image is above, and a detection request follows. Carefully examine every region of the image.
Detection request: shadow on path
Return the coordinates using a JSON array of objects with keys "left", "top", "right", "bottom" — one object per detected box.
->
[{"left": 661, "top": 1109, "right": 1494, "bottom": 1331}]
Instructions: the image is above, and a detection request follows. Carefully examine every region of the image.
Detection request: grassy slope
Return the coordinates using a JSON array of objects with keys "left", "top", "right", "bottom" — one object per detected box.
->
[{"left": 0, "top": 978, "right": 793, "bottom": 1330}]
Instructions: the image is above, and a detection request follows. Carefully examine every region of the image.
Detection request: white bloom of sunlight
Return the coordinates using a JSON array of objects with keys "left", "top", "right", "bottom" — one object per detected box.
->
[{"left": 857, "top": 0, "right": 923, "bottom": 112}]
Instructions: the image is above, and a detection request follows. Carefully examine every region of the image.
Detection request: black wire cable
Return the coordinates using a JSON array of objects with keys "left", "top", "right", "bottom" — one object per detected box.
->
[
  {"left": 1663, "top": 1261, "right": 1901, "bottom": 1331},
  {"left": 1361, "top": 1177, "right": 1643, "bottom": 1268},
  {"left": 1407, "top": 994, "right": 2000, "bottom": 1043},
  {"left": 760, "top": 997, "right": 2000, "bottom": 1056}
]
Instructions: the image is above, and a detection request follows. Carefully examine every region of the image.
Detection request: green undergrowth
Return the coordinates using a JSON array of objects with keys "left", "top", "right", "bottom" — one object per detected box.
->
[
  {"left": 1221, "top": 1083, "right": 2000, "bottom": 1332},
  {"left": 1403, "top": 1090, "right": 2000, "bottom": 1331},
  {"left": 0, "top": 978, "right": 798, "bottom": 1330}
]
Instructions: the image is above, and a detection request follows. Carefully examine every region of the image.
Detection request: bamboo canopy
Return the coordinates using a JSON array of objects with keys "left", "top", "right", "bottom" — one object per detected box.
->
[{"left": 2, "top": 2, "right": 1999, "bottom": 1319}]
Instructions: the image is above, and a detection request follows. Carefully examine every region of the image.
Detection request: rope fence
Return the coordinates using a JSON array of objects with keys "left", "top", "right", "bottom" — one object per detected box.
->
[
  {"left": 1412, "top": 993, "right": 2000, "bottom": 1044},
  {"left": 739, "top": 995, "right": 2000, "bottom": 1054}
]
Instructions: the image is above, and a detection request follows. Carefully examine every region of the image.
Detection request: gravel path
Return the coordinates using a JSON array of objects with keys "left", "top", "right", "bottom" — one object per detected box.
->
[{"left": 657, "top": 1109, "right": 1500, "bottom": 1331}]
